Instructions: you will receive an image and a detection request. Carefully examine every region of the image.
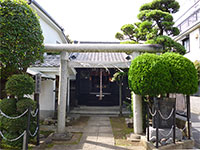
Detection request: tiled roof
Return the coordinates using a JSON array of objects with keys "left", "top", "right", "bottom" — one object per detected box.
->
[
  {"left": 33, "top": 55, "right": 60, "bottom": 67},
  {"left": 32, "top": 53, "right": 131, "bottom": 68},
  {"left": 72, "top": 52, "right": 129, "bottom": 62}
]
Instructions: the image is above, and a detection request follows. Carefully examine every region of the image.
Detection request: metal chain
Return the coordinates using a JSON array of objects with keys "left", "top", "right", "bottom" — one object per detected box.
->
[
  {"left": 159, "top": 125, "right": 174, "bottom": 137},
  {"left": 31, "top": 109, "right": 38, "bottom": 118},
  {"left": 0, "top": 130, "right": 26, "bottom": 142},
  {"left": 176, "top": 110, "right": 187, "bottom": 116},
  {"left": 148, "top": 107, "right": 157, "bottom": 117},
  {"left": 181, "top": 126, "right": 187, "bottom": 131},
  {"left": 159, "top": 126, "right": 174, "bottom": 137},
  {"left": 0, "top": 109, "right": 28, "bottom": 119},
  {"left": 29, "top": 127, "right": 39, "bottom": 137},
  {"left": 158, "top": 108, "right": 174, "bottom": 120}
]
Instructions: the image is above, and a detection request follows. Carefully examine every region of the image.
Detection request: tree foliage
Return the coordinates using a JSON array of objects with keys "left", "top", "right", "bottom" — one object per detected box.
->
[
  {"left": 161, "top": 53, "right": 198, "bottom": 95},
  {"left": 0, "top": 74, "right": 36, "bottom": 148},
  {"left": 115, "top": 0, "right": 185, "bottom": 55},
  {"left": 128, "top": 53, "right": 171, "bottom": 96},
  {"left": 0, "top": 0, "right": 44, "bottom": 78},
  {"left": 128, "top": 53, "right": 198, "bottom": 96},
  {"left": 6, "top": 74, "right": 35, "bottom": 98}
]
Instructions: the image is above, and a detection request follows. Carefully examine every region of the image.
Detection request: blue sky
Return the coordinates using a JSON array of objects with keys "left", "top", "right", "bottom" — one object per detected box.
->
[{"left": 36, "top": 0, "right": 195, "bottom": 42}]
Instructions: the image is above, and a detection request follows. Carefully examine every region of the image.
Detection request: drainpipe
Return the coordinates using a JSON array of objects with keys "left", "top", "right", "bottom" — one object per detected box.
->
[{"left": 67, "top": 77, "right": 70, "bottom": 113}]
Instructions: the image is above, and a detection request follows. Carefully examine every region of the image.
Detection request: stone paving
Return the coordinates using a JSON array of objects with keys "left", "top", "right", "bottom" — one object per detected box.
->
[
  {"left": 191, "top": 113, "right": 200, "bottom": 148},
  {"left": 49, "top": 116, "right": 128, "bottom": 150}
]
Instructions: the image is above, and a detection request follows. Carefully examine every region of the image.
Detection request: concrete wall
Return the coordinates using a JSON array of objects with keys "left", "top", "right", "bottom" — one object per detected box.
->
[
  {"left": 39, "top": 79, "right": 56, "bottom": 119},
  {"left": 190, "top": 96, "right": 200, "bottom": 114}
]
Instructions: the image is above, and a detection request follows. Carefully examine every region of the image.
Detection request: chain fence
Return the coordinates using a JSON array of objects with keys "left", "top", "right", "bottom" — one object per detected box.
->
[{"left": 0, "top": 106, "right": 39, "bottom": 150}]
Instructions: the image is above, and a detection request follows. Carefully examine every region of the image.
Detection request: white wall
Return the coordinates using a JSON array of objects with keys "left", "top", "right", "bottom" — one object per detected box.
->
[
  {"left": 184, "top": 29, "right": 200, "bottom": 61},
  {"left": 40, "top": 79, "right": 55, "bottom": 110},
  {"left": 39, "top": 79, "right": 55, "bottom": 119},
  {"left": 39, "top": 18, "right": 62, "bottom": 44},
  {"left": 191, "top": 96, "right": 200, "bottom": 114},
  {"left": 30, "top": 3, "right": 67, "bottom": 44}
]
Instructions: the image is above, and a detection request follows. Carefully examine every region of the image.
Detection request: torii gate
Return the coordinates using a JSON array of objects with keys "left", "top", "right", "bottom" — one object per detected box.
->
[{"left": 45, "top": 44, "right": 162, "bottom": 134}]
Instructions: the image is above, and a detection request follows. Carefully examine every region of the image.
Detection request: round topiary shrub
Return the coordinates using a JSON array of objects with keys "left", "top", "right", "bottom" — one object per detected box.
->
[
  {"left": 128, "top": 53, "right": 171, "bottom": 96},
  {"left": 16, "top": 98, "right": 36, "bottom": 113},
  {"left": 161, "top": 52, "right": 198, "bottom": 95},
  {"left": 0, "top": 98, "right": 17, "bottom": 115},
  {"left": 0, "top": 0, "right": 44, "bottom": 77},
  {"left": 6, "top": 74, "right": 35, "bottom": 98}
]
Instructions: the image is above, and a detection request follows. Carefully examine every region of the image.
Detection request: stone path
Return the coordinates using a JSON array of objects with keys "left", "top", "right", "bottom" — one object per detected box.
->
[
  {"left": 191, "top": 113, "right": 200, "bottom": 148},
  {"left": 49, "top": 116, "right": 128, "bottom": 150}
]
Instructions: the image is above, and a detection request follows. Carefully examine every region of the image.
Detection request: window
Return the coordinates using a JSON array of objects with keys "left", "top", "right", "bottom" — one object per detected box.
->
[{"left": 182, "top": 37, "right": 190, "bottom": 53}]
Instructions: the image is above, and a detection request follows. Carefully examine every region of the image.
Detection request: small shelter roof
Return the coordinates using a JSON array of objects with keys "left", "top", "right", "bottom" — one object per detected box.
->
[{"left": 32, "top": 52, "right": 131, "bottom": 68}]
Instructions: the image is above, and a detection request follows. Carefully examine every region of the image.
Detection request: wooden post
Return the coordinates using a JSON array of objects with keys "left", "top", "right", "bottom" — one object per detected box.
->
[
  {"left": 34, "top": 93, "right": 40, "bottom": 145},
  {"left": 173, "top": 106, "right": 176, "bottom": 144},
  {"left": 119, "top": 79, "right": 122, "bottom": 116},
  {"left": 147, "top": 104, "right": 150, "bottom": 141},
  {"left": 25, "top": 107, "right": 31, "bottom": 150},
  {"left": 154, "top": 97, "right": 159, "bottom": 148},
  {"left": 35, "top": 73, "right": 41, "bottom": 146},
  {"left": 186, "top": 95, "right": 191, "bottom": 139}
]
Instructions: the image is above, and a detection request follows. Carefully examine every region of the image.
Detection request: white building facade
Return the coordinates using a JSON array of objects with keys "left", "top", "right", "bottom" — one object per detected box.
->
[
  {"left": 174, "top": 0, "right": 200, "bottom": 62},
  {"left": 27, "top": 0, "right": 69, "bottom": 119},
  {"left": 174, "top": 0, "right": 200, "bottom": 112}
]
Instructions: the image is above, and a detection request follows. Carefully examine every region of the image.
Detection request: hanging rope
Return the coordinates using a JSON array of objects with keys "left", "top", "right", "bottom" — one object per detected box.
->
[
  {"left": 0, "top": 130, "right": 26, "bottom": 142},
  {"left": 159, "top": 125, "right": 174, "bottom": 137},
  {"left": 99, "top": 69, "right": 103, "bottom": 100},
  {"left": 29, "top": 127, "right": 39, "bottom": 137},
  {"left": 158, "top": 108, "right": 174, "bottom": 120},
  {"left": 148, "top": 107, "right": 157, "bottom": 117},
  {"left": 0, "top": 108, "right": 28, "bottom": 119},
  {"left": 31, "top": 108, "right": 38, "bottom": 118}
]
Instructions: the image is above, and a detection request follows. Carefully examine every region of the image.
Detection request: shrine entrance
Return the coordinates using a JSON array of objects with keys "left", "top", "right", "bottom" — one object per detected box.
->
[{"left": 76, "top": 68, "right": 128, "bottom": 106}]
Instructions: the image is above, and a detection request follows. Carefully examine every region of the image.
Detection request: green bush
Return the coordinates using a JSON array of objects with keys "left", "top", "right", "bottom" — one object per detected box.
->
[
  {"left": 0, "top": 98, "right": 16, "bottom": 115},
  {"left": 16, "top": 98, "right": 36, "bottom": 113},
  {"left": 128, "top": 52, "right": 198, "bottom": 96},
  {"left": 0, "top": 98, "right": 37, "bottom": 148},
  {"left": 161, "top": 52, "right": 198, "bottom": 95},
  {"left": 6, "top": 74, "right": 34, "bottom": 98},
  {"left": 0, "top": 0, "right": 44, "bottom": 76},
  {"left": 128, "top": 53, "right": 171, "bottom": 96}
]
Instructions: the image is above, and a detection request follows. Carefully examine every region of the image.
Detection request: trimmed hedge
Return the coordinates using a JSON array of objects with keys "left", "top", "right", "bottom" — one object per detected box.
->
[
  {"left": 16, "top": 97, "right": 36, "bottom": 113},
  {"left": 0, "top": 98, "right": 16, "bottom": 115},
  {"left": 6, "top": 74, "right": 34, "bottom": 98},
  {"left": 128, "top": 53, "right": 171, "bottom": 96},
  {"left": 128, "top": 52, "right": 198, "bottom": 96},
  {"left": 161, "top": 52, "right": 198, "bottom": 95}
]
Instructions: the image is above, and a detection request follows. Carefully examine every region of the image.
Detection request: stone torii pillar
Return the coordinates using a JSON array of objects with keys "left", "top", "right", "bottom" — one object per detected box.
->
[
  {"left": 57, "top": 51, "right": 68, "bottom": 133},
  {"left": 45, "top": 44, "right": 162, "bottom": 134}
]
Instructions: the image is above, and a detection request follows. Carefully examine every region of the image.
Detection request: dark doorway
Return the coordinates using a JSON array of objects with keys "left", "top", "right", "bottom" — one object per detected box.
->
[{"left": 76, "top": 68, "right": 122, "bottom": 106}]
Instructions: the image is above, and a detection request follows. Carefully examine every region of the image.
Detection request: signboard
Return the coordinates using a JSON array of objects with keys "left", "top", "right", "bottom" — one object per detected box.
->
[{"left": 35, "top": 73, "right": 41, "bottom": 94}]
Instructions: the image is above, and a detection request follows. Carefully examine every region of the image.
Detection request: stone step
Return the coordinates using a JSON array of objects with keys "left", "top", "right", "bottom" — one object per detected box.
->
[
  {"left": 69, "top": 110, "right": 130, "bottom": 116},
  {"left": 73, "top": 106, "right": 122, "bottom": 110},
  {"left": 70, "top": 106, "right": 131, "bottom": 116}
]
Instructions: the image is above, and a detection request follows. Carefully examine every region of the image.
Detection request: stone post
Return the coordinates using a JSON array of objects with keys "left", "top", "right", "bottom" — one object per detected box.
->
[
  {"left": 57, "top": 51, "right": 68, "bottom": 133},
  {"left": 132, "top": 92, "right": 143, "bottom": 134}
]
